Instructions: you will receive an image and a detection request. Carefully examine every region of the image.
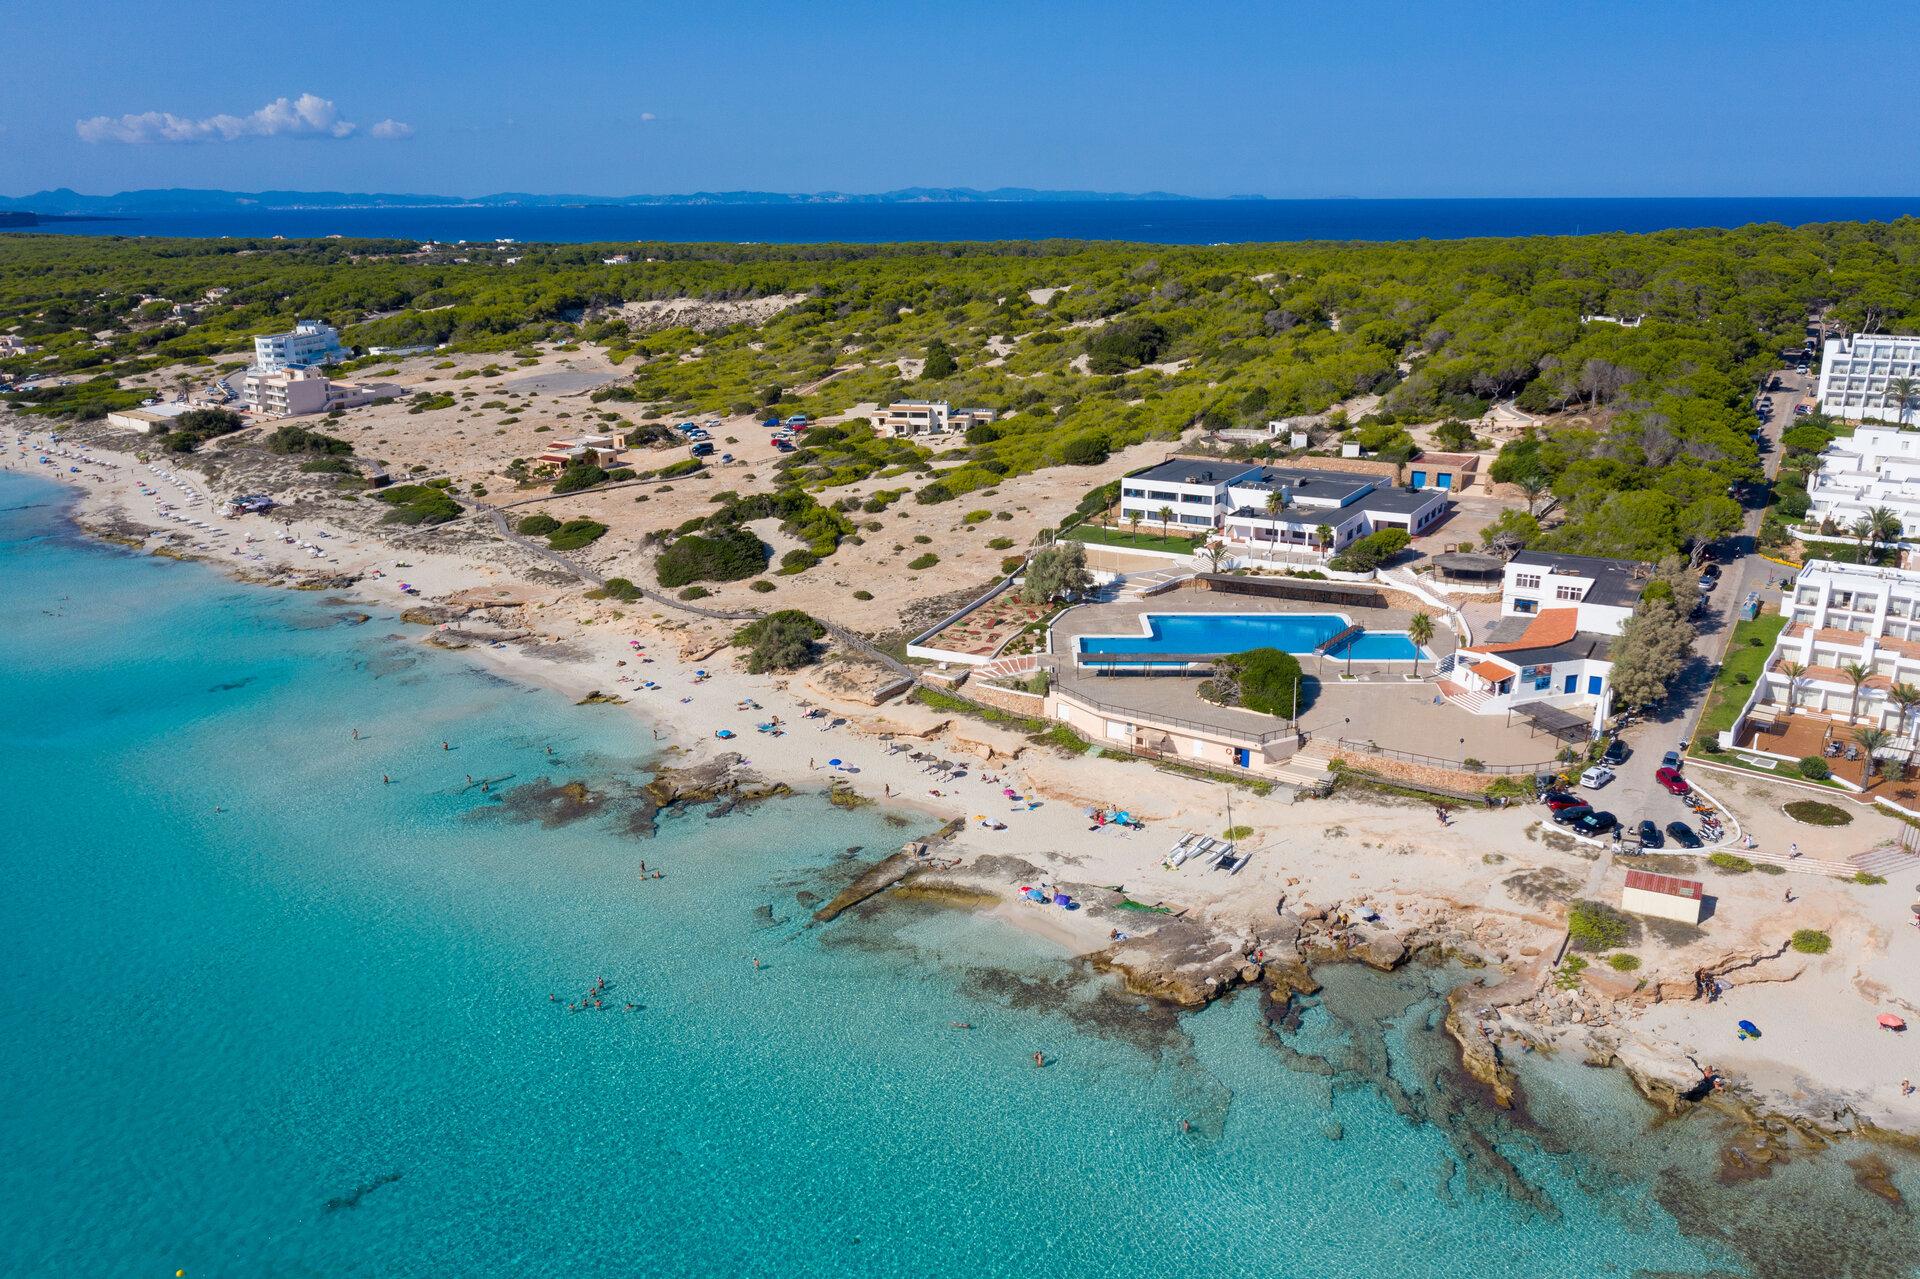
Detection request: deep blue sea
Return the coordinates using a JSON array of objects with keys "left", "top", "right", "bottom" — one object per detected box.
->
[
  {"left": 13, "top": 196, "right": 1920, "bottom": 245},
  {"left": 3, "top": 468, "right": 1913, "bottom": 1277}
]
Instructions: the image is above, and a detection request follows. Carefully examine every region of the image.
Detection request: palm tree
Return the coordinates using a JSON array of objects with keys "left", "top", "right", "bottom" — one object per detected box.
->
[
  {"left": 1851, "top": 516, "right": 1874, "bottom": 560},
  {"left": 1842, "top": 660, "right": 1874, "bottom": 722},
  {"left": 1889, "top": 681, "right": 1920, "bottom": 764},
  {"left": 1777, "top": 659, "right": 1807, "bottom": 712},
  {"left": 1870, "top": 505, "right": 1903, "bottom": 560},
  {"left": 1885, "top": 375, "right": 1918, "bottom": 425},
  {"left": 1315, "top": 522, "right": 1335, "bottom": 555},
  {"left": 1851, "top": 726, "right": 1893, "bottom": 783},
  {"left": 1126, "top": 509, "right": 1142, "bottom": 539},
  {"left": 1198, "top": 540, "right": 1229, "bottom": 573},
  {"left": 1157, "top": 504, "right": 1175, "bottom": 545},
  {"left": 1406, "top": 611, "right": 1435, "bottom": 678}
]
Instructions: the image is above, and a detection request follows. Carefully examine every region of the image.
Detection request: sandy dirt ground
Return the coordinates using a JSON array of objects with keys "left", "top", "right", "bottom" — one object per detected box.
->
[{"left": 10, "top": 417, "right": 1919, "bottom": 1138}]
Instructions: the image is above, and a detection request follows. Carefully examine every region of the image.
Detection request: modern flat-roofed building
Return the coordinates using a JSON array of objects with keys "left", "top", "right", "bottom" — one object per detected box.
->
[
  {"left": 1438, "top": 550, "right": 1650, "bottom": 725},
  {"left": 253, "top": 320, "right": 346, "bottom": 372},
  {"left": 537, "top": 433, "right": 627, "bottom": 468},
  {"left": 1116, "top": 457, "right": 1448, "bottom": 550},
  {"left": 106, "top": 402, "right": 198, "bottom": 434},
  {"left": 1803, "top": 423, "right": 1920, "bottom": 543},
  {"left": 242, "top": 366, "right": 379, "bottom": 418},
  {"left": 1816, "top": 334, "right": 1920, "bottom": 422},
  {"left": 872, "top": 401, "right": 997, "bottom": 438},
  {"left": 1621, "top": 870, "right": 1704, "bottom": 924}
]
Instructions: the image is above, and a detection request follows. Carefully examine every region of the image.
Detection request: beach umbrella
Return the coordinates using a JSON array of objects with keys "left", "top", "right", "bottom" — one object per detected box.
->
[
  {"left": 1737, "top": 1019, "right": 1761, "bottom": 1038},
  {"left": 1879, "top": 1013, "right": 1907, "bottom": 1030},
  {"left": 828, "top": 758, "right": 842, "bottom": 767}
]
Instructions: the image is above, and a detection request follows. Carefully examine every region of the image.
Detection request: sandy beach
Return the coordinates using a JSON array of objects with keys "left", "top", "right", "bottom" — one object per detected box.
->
[{"left": 10, "top": 418, "right": 1920, "bottom": 1145}]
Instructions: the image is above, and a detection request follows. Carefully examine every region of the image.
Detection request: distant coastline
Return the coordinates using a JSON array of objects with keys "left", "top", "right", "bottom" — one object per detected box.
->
[
  {"left": 4, "top": 194, "right": 1920, "bottom": 246},
  {"left": 0, "top": 211, "right": 123, "bottom": 229}
]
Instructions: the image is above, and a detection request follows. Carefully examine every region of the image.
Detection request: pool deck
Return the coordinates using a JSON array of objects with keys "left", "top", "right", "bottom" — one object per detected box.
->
[{"left": 1052, "top": 590, "right": 1459, "bottom": 669}]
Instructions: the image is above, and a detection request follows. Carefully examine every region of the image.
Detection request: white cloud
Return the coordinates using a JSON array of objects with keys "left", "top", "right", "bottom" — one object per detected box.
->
[
  {"left": 75, "top": 94, "right": 411, "bottom": 145},
  {"left": 640, "top": 112, "right": 657, "bottom": 123}
]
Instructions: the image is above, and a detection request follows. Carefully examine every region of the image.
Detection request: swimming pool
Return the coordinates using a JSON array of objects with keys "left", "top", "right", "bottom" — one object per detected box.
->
[{"left": 1075, "top": 611, "right": 1428, "bottom": 663}]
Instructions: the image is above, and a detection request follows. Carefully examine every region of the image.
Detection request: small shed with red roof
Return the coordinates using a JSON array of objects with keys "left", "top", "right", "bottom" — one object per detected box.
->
[{"left": 1621, "top": 868, "right": 1705, "bottom": 924}]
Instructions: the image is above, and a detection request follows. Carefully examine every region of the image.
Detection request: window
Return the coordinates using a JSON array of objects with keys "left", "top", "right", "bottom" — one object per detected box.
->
[
  {"left": 1515, "top": 574, "right": 1541, "bottom": 589},
  {"left": 1533, "top": 675, "right": 1551, "bottom": 690},
  {"left": 1181, "top": 494, "right": 1210, "bottom": 504},
  {"left": 1513, "top": 599, "right": 1538, "bottom": 615},
  {"left": 1122, "top": 487, "right": 1145, "bottom": 498},
  {"left": 1555, "top": 585, "right": 1583, "bottom": 601},
  {"left": 1588, "top": 675, "right": 1604, "bottom": 695}
]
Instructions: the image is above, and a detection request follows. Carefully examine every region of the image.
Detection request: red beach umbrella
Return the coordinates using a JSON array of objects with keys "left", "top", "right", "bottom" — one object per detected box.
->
[{"left": 1878, "top": 1013, "right": 1906, "bottom": 1030}]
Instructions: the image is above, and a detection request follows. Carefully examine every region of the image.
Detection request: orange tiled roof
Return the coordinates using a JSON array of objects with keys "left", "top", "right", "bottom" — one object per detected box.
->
[
  {"left": 1478, "top": 608, "right": 1580, "bottom": 654},
  {"left": 1469, "top": 659, "right": 1512, "bottom": 683}
]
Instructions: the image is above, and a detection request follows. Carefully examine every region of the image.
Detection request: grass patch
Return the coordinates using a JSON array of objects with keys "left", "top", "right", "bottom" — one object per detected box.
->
[
  {"left": 1553, "top": 955, "right": 1588, "bottom": 990},
  {"left": 1707, "top": 851, "right": 1754, "bottom": 873},
  {"left": 1222, "top": 825, "right": 1254, "bottom": 842},
  {"left": 1065, "top": 524, "right": 1201, "bottom": 554},
  {"left": 911, "top": 686, "right": 1048, "bottom": 734},
  {"left": 1694, "top": 612, "right": 1787, "bottom": 744},
  {"left": 1853, "top": 870, "right": 1887, "bottom": 885},
  {"left": 1606, "top": 953, "right": 1642, "bottom": 972},
  {"left": 1567, "top": 899, "right": 1635, "bottom": 952},
  {"left": 1782, "top": 799, "right": 1852, "bottom": 826}
]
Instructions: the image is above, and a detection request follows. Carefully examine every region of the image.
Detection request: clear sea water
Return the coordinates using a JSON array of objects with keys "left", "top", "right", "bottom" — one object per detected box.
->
[
  {"left": 1077, "top": 611, "right": 1423, "bottom": 662},
  {"left": 11, "top": 196, "right": 1920, "bottom": 245},
  {"left": 3, "top": 469, "right": 1913, "bottom": 1278}
]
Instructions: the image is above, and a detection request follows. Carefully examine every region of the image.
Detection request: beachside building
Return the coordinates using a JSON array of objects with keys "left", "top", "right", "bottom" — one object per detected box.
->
[
  {"left": 241, "top": 367, "right": 380, "bottom": 418},
  {"left": 105, "top": 402, "right": 198, "bottom": 434},
  {"left": 537, "top": 434, "right": 627, "bottom": 468},
  {"left": 1438, "top": 551, "right": 1652, "bottom": 726},
  {"left": 0, "top": 334, "right": 33, "bottom": 356},
  {"left": 1802, "top": 423, "right": 1920, "bottom": 543},
  {"left": 872, "top": 401, "right": 998, "bottom": 438},
  {"left": 1620, "top": 869, "right": 1704, "bottom": 924},
  {"left": 1816, "top": 334, "right": 1920, "bottom": 422},
  {"left": 252, "top": 320, "right": 346, "bottom": 373},
  {"left": 1115, "top": 457, "right": 1448, "bottom": 551}
]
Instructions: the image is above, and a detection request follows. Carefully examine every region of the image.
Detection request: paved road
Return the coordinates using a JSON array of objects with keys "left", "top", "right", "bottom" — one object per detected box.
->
[{"left": 1595, "top": 362, "right": 1811, "bottom": 845}]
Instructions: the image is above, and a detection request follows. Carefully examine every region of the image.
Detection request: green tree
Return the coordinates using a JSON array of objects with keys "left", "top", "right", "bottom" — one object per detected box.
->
[
  {"left": 1205, "top": 647, "right": 1306, "bottom": 718},
  {"left": 732, "top": 610, "right": 826, "bottom": 673},
  {"left": 1884, "top": 376, "right": 1918, "bottom": 425},
  {"left": 1841, "top": 661, "right": 1873, "bottom": 722},
  {"left": 1314, "top": 522, "right": 1334, "bottom": 553},
  {"left": 1406, "top": 611, "right": 1435, "bottom": 677},
  {"left": 1020, "top": 540, "right": 1092, "bottom": 602},
  {"left": 1607, "top": 591, "right": 1696, "bottom": 711},
  {"left": 1479, "top": 508, "right": 1541, "bottom": 555},
  {"left": 1777, "top": 659, "right": 1807, "bottom": 713},
  {"left": 1157, "top": 504, "right": 1175, "bottom": 542},
  {"left": 1888, "top": 682, "right": 1920, "bottom": 765},
  {"left": 922, "top": 339, "right": 957, "bottom": 380}
]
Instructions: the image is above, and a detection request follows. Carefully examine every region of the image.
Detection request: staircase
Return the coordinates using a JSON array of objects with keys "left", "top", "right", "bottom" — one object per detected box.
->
[
  {"left": 1852, "top": 845, "right": 1920, "bottom": 879},
  {"left": 1267, "top": 740, "right": 1336, "bottom": 791},
  {"left": 1119, "top": 568, "right": 1190, "bottom": 599},
  {"left": 977, "top": 653, "right": 1045, "bottom": 684},
  {"left": 1437, "top": 678, "right": 1491, "bottom": 713}
]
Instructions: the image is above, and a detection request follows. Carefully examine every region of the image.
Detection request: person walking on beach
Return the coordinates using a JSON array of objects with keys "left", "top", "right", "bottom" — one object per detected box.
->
[
  {"left": 351, "top": 728, "right": 359, "bottom": 741},
  {"left": 1789, "top": 842, "right": 1800, "bottom": 859},
  {"left": 382, "top": 774, "right": 390, "bottom": 785}
]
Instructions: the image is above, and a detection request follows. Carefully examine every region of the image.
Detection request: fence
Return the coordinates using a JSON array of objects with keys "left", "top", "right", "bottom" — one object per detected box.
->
[{"left": 1331, "top": 738, "right": 1562, "bottom": 776}]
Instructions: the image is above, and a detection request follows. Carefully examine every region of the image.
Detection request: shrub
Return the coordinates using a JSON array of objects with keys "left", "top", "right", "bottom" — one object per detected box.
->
[
  {"left": 1001, "top": 555, "right": 1025, "bottom": 574},
  {"left": 601, "top": 577, "right": 644, "bottom": 602},
  {"left": 1606, "top": 953, "right": 1641, "bottom": 972},
  {"left": 375, "top": 484, "right": 462, "bottom": 526},
  {"left": 1328, "top": 527, "right": 1412, "bottom": 573},
  {"left": 656, "top": 457, "right": 704, "bottom": 479},
  {"left": 1789, "top": 929, "right": 1831, "bottom": 955},
  {"left": 907, "top": 552, "right": 939, "bottom": 570},
  {"left": 655, "top": 528, "right": 766, "bottom": 587},
  {"left": 1058, "top": 434, "right": 1110, "bottom": 466},
  {"left": 298, "top": 457, "right": 354, "bottom": 474},
  {"left": 852, "top": 589, "right": 874, "bottom": 600},
  {"left": 1797, "top": 756, "right": 1831, "bottom": 781},
  {"left": 750, "top": 579, "right": 777, "bottom": 593},
  {"left": 553, "top": 462, "right": 609, "bottom": 494},
  {"left": 780, "top": 548, "right": 821, "bottom": 574},
  {"left": 518, "top": 513, "right": 562, "bottom": 536},
  {"left": 1782, "top": 800, "right": 1851, "bottom": 826},
  {"left": 963, "top": 509, "right": 992, "bottom": 525},
  {"left": 988, "top": 536, "right": 1015, "bottom": 550},
  {"left": 158, "top": 407, "right": 246, "bottom": 453},
  {"left": 1553, "top": 955, "right": 1588, "bottom": 991},
  {"left": 546, "top": 519, "right": 608, "bottom": 551},
  {"left": 1085, "top": 318, "right": 1170, "bottom": 373},
  {"left": 678, "top": 586, "right": 711, "bottom": 600},
  {"left": 1206, "top": 648, "right": 1306, "bottom": 718},
  {"left": 1708, "top": 852, "right": 1754, "bottom": 874},
  {"left": 1567, "top": 900, "right": 1631, "bottom": 952},
  {"left": 1853, "top": 870, "right": 1887, "bottom": 885},
  {"left": 265, "top": 424, "right": 352, "bottom": 456},
  {"left": 733, "top": 609, "right": 826, "bottom": 673}
]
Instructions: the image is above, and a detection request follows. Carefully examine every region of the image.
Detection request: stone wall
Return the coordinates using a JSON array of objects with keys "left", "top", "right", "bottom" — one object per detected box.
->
[
  {"left": 1330, "top": 747, "right": 1511, "bottom": 797},
  {"left": 966, "top": 681, "right": 1049, "bottom": 720}
]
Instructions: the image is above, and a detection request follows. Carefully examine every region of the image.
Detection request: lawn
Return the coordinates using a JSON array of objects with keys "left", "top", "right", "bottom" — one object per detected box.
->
[
  {"left": 1066, "top": 523, "right": 1202, "bottom": 554},
  {"left": 1695, "top": 611, "right": 1788, "bottom": 744}
]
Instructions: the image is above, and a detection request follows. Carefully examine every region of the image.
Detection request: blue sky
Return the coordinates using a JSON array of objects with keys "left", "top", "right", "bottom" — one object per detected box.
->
[{"left": 3, "top": 0, "right": 1910, "bottom": 197}]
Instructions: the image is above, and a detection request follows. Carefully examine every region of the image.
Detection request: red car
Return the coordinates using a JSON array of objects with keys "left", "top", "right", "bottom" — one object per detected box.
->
[
  {"left": 1655, "top": 767, "right": 1690, "bottom": 796},
  {"left": 1544, "top": 793, "right": 1586, "bottom": 811}
]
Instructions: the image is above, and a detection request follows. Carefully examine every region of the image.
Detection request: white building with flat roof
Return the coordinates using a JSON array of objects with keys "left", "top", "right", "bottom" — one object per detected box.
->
[
  {"left": 105, "top": 402, "right": 198, "bottom": 434},
  {"left": 872, "top": 401, "right": 997, "bottom": 438},
  {"left": 1115, "top": 457, "right": 1447, "bottom": 551},
  {"left": 253, "top": 320, "right": 346, "bottom": 372},
  {"left": 1803, "top": 423, "right": 1920, "bottom": 543},
  {"left": 242, "top": 366, "right": 379, "bottom": 418},
  {"left": 1816, "top": 334, "right": 1920, "bottom": 422}
]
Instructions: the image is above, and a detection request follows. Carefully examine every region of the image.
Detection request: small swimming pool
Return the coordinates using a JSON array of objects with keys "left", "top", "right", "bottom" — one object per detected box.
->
[{"left": 1075, "top": 611, "right": 1428, "bottom": 663}]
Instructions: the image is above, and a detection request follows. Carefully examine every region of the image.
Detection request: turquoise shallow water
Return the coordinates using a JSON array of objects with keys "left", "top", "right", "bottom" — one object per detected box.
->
[{"left": 2, "top": 471, "right": 1910, "bottom": 1278}]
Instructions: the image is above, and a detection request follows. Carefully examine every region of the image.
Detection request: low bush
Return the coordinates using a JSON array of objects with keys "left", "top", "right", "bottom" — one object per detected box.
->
[
  {"left": 733, "top": 609, "right": 826, "bottom": 673},
  {"left": 1606, "top": 953, "right": 1641, "bottom": 972},
  {"left": 852, "top": 589, "right": 874, "bottom": 600},
  {"left": 1782, "top": 799, "right": 1851, "bottom": 826},
  {"left": 158, "top": 407, "right": 245, "bottom": 453},
  {"left": 678, "top": 585, "right": 711, "bottom": 600},
  {"left": 600, "top": 577, "right": 644, "bottom": 602},
  {"left": 780, "top": 548, "right": 820, "bottom": 574},
  {"left": 1796, "top": 756, "right": 1831, "bottom": 781},
  {"left": 1708, "top": 852, "right": 1754, "bottom": 874},
  {"left": 553, "top": 462, "right": 609, "bottom": 494},
  {"left": 907, "top": 552, "right": 939, "bottom": 570},
  {"left": 1790, "top": 928, "right": 1831, "bottom": 955},
  {"left": 517, "top": 513, "right": 561, "bottom": 536},
  {"left": 1567, "top": 900, "right": 1632, "bottom": 952},
  {"left": 963, "top": 509, "right": 992, "bottom": 524},
  {"left": 265, "top": 424, "right": 352, "bottom": 456},
  {"left": 546, "top": 519, "right": 608, "bottom": 551},
  {"left": 375, "top": 484, "right": 462, "bottom": 525},
  {"left": 750, "top": 579, "right": 777, "bottom": 593},
  {"left": 655, "top": 527, "right": 766, "bottom": 587},
  {"left": 1202, "top": 647, "right": 1306, "bottom": 718}
]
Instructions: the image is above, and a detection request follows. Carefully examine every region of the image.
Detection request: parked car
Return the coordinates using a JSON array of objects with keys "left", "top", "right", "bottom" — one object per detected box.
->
[
  {"left": 1551, "top": 803, "right": 1593, "bottom": 826},
  {"left": 1543, "top": 791, "right": 1584, "bottom": 810},
  {"left": 1666, "top": 822, "right": 1704, "bottom": 849},
  {"left": 1661, "top": 750, "right": 1682, "bottom": 771},
  {"left": 1655, "top": 766, "right": 1691, "bottom": 795},
  {"left": 1573, "top": 811, "right": 1618, "bottom": 838},
  {"left": 1636, "top": 819, "right": 1664, "bottom": 849},
  {"left": 690, "top": 442, "right": 715, "bottom": 457},
  {"left": 1602, "top": 739, "right": 1630, "bottom": 765},
  {"left": 1579, "top": 765, "right": 1616, "bottom": 790}
]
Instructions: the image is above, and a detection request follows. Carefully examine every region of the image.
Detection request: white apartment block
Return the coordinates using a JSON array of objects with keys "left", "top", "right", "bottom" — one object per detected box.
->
[
  {"left": 1116, "top": 458, "right": 1447, "bottom": 551},
  {"left": 872, "top": 401, "right": 997, "bottom": 438},
  {"left": 1804, "top": 423, "right": 1920, "bottom": 542},
  {"left": 1740, "top": 560, "right": 1920, "bottom": 750},
  {"left": 253, "top": 320, "right": 346, "bottom": 372},
  {"left": 241, "top": 366, "right": 378, "bottom": 418},
  {"left": 1816, "top": 334, "right": 1920, "bottom": 422}
]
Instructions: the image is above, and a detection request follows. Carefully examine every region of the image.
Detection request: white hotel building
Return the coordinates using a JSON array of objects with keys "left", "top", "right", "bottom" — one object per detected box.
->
[
  {"left": 1116, "top": 458, "right": 1448, "bottom": 552},
  {"left": 1803, "top": 423, "right": 1920, "bottom": 543},
  {"left": 1816, "top": 334, "right": 1920, "bottom": 422},
  {"left": 253, "top": 320, "right": 347, "bottom": 372}
]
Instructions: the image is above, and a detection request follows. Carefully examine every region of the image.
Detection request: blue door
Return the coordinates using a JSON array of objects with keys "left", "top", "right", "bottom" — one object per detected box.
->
[
  {"left": 1410, "top": 470, "right": 1427, "bottom": 489},
  {"left": 1234, "top": 748, "right": 1250, "bottom": 768},
  {"left": 1437, "top": 473, "right": 1453, "bottom": 489},
  {"left": 1588, "top": 675, "right": 1604, "bottom": 695},
  {"left": 1563, "top": 673, "right": 1577, "bottom": 693}
]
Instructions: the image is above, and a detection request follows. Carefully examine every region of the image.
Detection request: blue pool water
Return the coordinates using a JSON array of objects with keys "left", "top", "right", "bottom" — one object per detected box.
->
[
  {"left": 4, "top": 470, "right": 1912, "bottom": 1277},
  {"left": 1077, "top": 612, "right": 1425, "bottom": 662}
]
